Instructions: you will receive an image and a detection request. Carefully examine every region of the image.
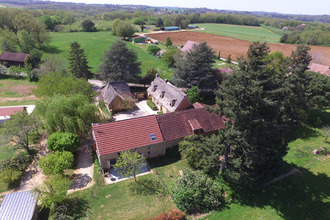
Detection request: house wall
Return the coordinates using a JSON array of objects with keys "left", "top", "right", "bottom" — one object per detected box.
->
[
  {"left": 108, "top": 96, "right": 134, "bottom": 112},
  {"left": 99, "top": 142, "right": 165, "bottom": 170},
  {"left": 175, "top": 97, "right": 192, "bottom": 111}
]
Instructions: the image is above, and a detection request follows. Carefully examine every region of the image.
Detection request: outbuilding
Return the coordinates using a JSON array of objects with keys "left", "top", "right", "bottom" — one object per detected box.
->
[
  {"left": 0, "top": 52, "right": 29, "bottom": 67},
  {"left": 130, "top": 35, "right": 146, "bottom": 43},
  {"left": 164, "top": 26, "right": 180, "bottom": 31},
  {"left": 0, "top": 191, "right": 38, "bottom": 220}
]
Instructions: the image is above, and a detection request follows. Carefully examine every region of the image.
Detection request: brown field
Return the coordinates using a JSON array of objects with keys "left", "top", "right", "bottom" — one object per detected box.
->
[{"left": 147, "top": 31, "right": 330, "bottom": 65}]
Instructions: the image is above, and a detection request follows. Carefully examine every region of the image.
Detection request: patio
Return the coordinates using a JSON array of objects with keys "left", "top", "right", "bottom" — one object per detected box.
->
[
  {"left": 113, "top": 100, "right": 158, "bottom": 121},
  {"left": 104, "top": 162, "right": 151, "bottom": 184}
]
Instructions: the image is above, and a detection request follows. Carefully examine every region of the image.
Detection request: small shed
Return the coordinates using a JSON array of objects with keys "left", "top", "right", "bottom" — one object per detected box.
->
[
  {"left": 164, "top": 26, "right": 180, "bottom": 31},
  {"left": 101, "top": 81, "right": 135, "bottom": 112},
  {"left": 0, "top": 52, "right": 29, "bottom": 66},
  {"left": 130, "top": 35, "right": 146, "bottom": 43},
  {"left": 0, "top": 191, "right": 38, "bottom": 220},
  {"left": 187, "top": 25, "right": 196, "bottom": 29},
  {"left": 0, "top": 106, "right": 27, "bottom": 124}
]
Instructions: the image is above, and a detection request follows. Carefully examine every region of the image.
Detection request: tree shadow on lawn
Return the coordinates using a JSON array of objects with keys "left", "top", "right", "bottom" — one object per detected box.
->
[
  {"left": 42, "top": 45, "right": 63, "bottom": 54},
  {"left": 230, "top": 163, "right": 330, "bottom": 220}
]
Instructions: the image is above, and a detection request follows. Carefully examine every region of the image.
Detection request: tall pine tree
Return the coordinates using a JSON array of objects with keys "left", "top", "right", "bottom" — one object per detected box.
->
[
  {"left": 68, "top": 42, "right": 93, "bottom": 79},
  {"left": 172, "top": 42, "right": 216, "bottom": 89},
  {"left": 215, "top": 42, "right": 293, "bottom": 186},
  {"left": 99, "top": 40, "right": 141, "bottom": 82}
]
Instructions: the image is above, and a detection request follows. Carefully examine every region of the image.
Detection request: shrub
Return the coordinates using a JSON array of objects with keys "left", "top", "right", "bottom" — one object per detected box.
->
[
  {"left": 172, "top": 169, "right": 223, "bottom": 214},
  {"left": 187, "top": 86, "right": 202, "bottom": 103},
  {"left": 39, "top": 151, "right": 74, "bottom": 175},
  {"left": 147, "top": 45, "right": 161, "bottom": 56},
  {"left": 147, "top": 100, "right": 158, "bottom": 110},
  {"left": 150, "top": 209, "right": 186, "bottom": 220},
  {"left": 47, "top": 132, "right": 81, "bottom": 153},
  {"left": 0, "top": 153, "right": 31, "bottom": 171},
  {"left": 0, "top": 168, "right": 23, "bottom": 186}
]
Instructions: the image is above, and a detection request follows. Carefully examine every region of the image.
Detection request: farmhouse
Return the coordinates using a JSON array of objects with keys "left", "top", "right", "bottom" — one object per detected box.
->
[
  {"left": 101, "top": 81, "right": 135, "bottom": 112},
  {"left": 129, "top": 35, "right": 146, "bottom": 43},
  {"left": 147, "top": 75, "right": 192, "bottom": 113},
  {"left": 164, "top": 26, "right": 180, "bottom": 31},
  {"left": 0, "top": 191, "right": 38, "bottom": 220},
  {"left": 0, "top": 52, "right": 29, "bottom": 66},
  {"left": 180, "top": 40, "right": 198, "bottom": 53},
  {"left": 0, "top": 106, "right": 27, "bottom": 124},
  {"left": 92, "top": 106, "right": 226, "bottom": 170}
]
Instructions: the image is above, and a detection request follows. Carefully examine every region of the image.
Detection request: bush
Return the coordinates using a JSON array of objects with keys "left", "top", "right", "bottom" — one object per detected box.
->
[
  {"left": 0, "top": 168, "right": 23, "bottom": 186},
  {"left": 172, "top": 169, "right": 223, "bottom": 214},
  {"left": 187, "top": 86, "right": 202, "bottom": 103},
  {"left": 150, "top": 209, "right": 186, "bottom": 220},
  {"left": 47, "top": 132, "right": 81, "bottom": 153},
  {"left": 147, "top": 100, "right": 158, "bottom": 110},
  {"left": 0, "top": 153, "right": 31, "bottom": 171},
  {"left": 147, "top": 45, "right": 161, "bottom": 56},
  {"left": 39, "top": 151, "right": 74, "bottom": 175}
]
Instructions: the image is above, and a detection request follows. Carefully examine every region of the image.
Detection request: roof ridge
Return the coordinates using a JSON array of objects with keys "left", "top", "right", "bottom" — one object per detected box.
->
[{"left": 92, "top": 114, "right": 157, "bottom": 127}]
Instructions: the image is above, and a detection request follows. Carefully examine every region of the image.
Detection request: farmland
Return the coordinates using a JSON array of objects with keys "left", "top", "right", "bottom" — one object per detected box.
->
[
  {"left": 48, "top": 32, "right": 172, "bottom": 79},
  {"left": 194, "top": 23, "right": 282, "bottom": 43},
  {"left": 147, "top": 31, "right": 330, "bottom": 65}
]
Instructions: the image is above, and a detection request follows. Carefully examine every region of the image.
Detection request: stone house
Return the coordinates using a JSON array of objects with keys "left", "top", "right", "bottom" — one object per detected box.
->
[
  {"left": 92, "top": 106, "right": 226, "bottom": 170},
  {"left": 101, "top": 81, "right": 135, "bottom": 112},
  {"left": 147, "top": 75, "right": 192, "bottom": 113}
]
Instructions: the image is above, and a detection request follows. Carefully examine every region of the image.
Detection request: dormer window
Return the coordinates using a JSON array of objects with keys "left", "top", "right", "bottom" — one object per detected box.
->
[
  {"left": 170, "top": 99, "right": 177, "bottom": 107},
  {"left": 160, "top": 91, "right": 165, "bottom": 98},
  {"left": 152, "top": 85, "right": 158, "bottom": 92}
]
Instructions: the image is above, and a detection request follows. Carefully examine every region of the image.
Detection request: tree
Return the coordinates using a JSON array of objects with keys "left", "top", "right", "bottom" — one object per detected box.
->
[
  {"left": 156, "top": 18, "right": 164, "bottom": 28},
  {"left": 35, "top": 94, "right": 103, "bottom": 136},
  {"left": 25, "top": 48, "right": 43, "bottom": 69},
  {"left": 112, "top": 150, "right": 146, "bottom": 182},
  {"left": 39, "top": 151, "right": 74, "bottom": 175},
  {"left": 1, "top": 28, "right": 19, "bottom": 52},
  {"left": 0, "top": 111, "right": 41, "bottom": 154},
  {"left": 165, "top": 37, "right": 173, "bottom": 47},
  {"left": 81, "top": 20, "right": 95, "bottom": 32},
  {"left": 111, "top": 19, "right": 121, "bottom": 35},
  {"left": 226, "top": 54, "right": 232, "bottom": 63},
  {"left": 29, "top": 20, "right": 51, "bottom": 49},
  {"left": 186, "top": 86, "right": 202, "bottom": 103},
  {"left": 37, "top": 54, "right": 68, "bottom": 75},
  {"left": 18, "top": 30, "right": 35, "bottom": 53},
  {"left": 47, "top": 132, "right": 81, "bottom": 153},
  {"left": 172, "top": 169, "right": 223, "bottom": 214},
  {"left": 215, "top": 42, "right": 294, "bottom": 186},
  {"left": 306, "top": 71, "right": 330, "bottom": 109},
  {"left": 140, "top": 68, "right": 157, "bottom": 86},
  {"left": 33, "top": 72, "right": 95, "bottom": 101},
  {"left": 34, "top": 174, "right": 71, "bottom": 210},
  {"left": 68, "top": 42, "right": 93, "bottom": 79},
  {"left": 172, "top": 42, "right": 216, "bottom": 89},
  {"left": 99, "top": 40, "right": 141, "bottom": 82},
  {"left": 162, "top": 48, "right": 181, "bottom": 67},
  {"left": 147, "top": 45, "right": 161, "bottom": 55},
  {"left": 115, "top": 20, "right": 135, "bottom": 40}
]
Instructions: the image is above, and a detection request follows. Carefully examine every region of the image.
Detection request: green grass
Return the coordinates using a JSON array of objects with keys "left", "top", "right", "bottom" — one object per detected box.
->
[
  {"left": 194, "top": 23, "right": 282, "bottom": 43},
  {"left": 47, "top": 32, "right": 172, "bottom": 79},
  {"left": 68, "top": 155, "right": 186, "bottom": 219},
  {"left": 204, "top": 110, "right": 330, "bottom": 220}
]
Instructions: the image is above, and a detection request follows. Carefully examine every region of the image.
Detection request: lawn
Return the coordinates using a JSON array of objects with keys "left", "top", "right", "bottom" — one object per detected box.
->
[
  {"left": 204, "top": 110, "right": 330, "bottom": 220},
  {"left": 47, "top": 31, "right": 172, "bottom": 79},
  {"left": 67, "top": 154, "right": 186, "bottom": 220},
  {"left": 0, "top": 76, "right": 37, "bottom": 106},
  {"left": 194, "top": 23, "right": 282, "bottom": 43}
]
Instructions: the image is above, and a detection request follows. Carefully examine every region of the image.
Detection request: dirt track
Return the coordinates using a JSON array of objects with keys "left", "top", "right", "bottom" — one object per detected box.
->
[{"left": 147, "top": 31, "right": 330, "bottom": 65}]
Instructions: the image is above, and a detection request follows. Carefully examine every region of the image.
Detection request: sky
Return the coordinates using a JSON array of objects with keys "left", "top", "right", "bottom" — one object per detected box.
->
[{"left": 49, "top": 0, "right": 330, "bottom": 15}]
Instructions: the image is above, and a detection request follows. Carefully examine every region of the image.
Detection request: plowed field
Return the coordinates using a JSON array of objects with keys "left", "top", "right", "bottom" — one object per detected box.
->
[{"left": 147, "top": 31, "right": 330, "bottom": 65}]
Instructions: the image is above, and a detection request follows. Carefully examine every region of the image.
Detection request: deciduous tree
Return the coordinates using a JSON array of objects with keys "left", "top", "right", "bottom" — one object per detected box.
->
[
  {"left": 165, "top": 37, "right": 173, "bottom": 47},
  {"left": 47, "top": 132, "right": 81, "bottom": 153},
  {"left": 81, "top": 20, "right": 95, "bottom": 32}
]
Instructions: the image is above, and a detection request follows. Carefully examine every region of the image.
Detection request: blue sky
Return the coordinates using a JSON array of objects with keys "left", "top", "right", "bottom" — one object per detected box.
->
[{"left": 50, "top": 0, "right": 329, "bottom": 15}]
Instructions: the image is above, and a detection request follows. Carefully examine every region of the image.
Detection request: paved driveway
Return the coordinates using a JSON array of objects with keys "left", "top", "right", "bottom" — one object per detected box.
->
[{"left": 113, "top": 100, "right": 158, "bottom": 121}]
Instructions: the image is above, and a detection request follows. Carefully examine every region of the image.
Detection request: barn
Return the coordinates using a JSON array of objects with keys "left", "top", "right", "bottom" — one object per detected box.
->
[
  {"left": 164, "top": 26, "right": 180, "bottom": 31},
  {"left": 130, "top": 35, "right": 146, "bottom": 43},
  {"left": 0, "top": 52, "right": 29, "bottom": 66}
]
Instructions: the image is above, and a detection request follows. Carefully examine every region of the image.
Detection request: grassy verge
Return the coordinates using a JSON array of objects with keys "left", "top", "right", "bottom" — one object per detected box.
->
[
  {"left": 47, "top": 32, "right": 172, "bottom": 79},
  {"left": 194, "top": 23, "right": 281, "bottom": 43}
]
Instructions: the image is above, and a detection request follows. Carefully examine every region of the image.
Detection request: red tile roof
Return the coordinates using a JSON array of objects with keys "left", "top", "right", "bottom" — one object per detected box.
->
[
  {"left": 0, "top": 52, "right": 29, "bottom": 63},
  {"left": 92, "top": 115, "right": 164, "bottom": 156},
  {"left": 308, "top": 63, "right": 330, "bottom": 77},
  {"left": 0, "top": 107, "right": 26, "bottom": 117},
  {"left": 157, "top": 108, "right": 225, "bottom": 141}
]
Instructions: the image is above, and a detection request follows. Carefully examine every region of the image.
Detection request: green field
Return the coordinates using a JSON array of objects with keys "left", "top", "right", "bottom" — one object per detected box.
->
[
  {"left": 48, "top": 32, "right": 172, "bottom": 79},
  {"left": 194, "top": 23, "right": 282, "bottom": 43}
]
